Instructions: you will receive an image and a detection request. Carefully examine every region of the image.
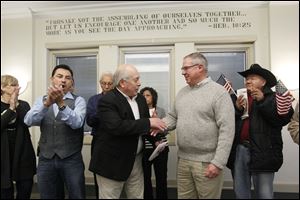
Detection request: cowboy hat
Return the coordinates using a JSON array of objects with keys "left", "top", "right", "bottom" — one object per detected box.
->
[{"left": 238, "top": 64, "right": 277, "bottom": 87}]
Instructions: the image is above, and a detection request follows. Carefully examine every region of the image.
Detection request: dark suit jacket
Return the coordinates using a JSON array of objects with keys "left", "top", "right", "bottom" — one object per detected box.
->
[{"left": 89, "top": 88, "right": 154, "bottom": 181}]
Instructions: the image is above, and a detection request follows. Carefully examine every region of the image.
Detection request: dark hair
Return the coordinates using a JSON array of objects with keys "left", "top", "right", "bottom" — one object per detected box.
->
[
  {"left": 51, "top": 64, "right": 73, "bottom": 77},
  {"left": 140, "top": 87, "right": 158, "bottom": 108}
]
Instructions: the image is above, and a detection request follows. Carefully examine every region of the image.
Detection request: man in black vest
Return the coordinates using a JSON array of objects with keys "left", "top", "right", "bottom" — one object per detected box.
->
[
  {"left": 89, "top": 64, "right": 166, "bottom": 199},
  {"left": 25, "top": 64, "right": 86, "bottom": 199}
]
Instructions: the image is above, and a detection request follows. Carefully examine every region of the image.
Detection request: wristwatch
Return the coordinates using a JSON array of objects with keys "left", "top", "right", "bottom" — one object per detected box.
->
[{"left": 58, "top": 104, "right": 66, "bottom": 111}]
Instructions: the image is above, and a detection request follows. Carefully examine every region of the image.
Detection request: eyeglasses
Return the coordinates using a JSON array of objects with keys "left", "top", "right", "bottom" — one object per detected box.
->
[
  {"left": 100, "top": 82, "right": 113, "bottom": 86},
  {"left": 8, "top": 83, "right": 19, "bottom": 87},
  {"left": 181, "top": 64, "right": 200, "bottom": 72}
]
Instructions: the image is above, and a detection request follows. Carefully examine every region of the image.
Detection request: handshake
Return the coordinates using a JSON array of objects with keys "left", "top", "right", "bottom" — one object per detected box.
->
[{"left": 149, "top": 118, "right": 167, "bottom": 136}]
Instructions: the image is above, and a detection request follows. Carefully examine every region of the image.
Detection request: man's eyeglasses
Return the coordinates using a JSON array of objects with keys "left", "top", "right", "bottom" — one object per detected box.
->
[
  {"left": 100, "top": 82, "right": 113, "bottom": 86},
  {"left": 8, "top": 83, "right": 19, "bottom": 87},
  {"left": 181, "top": 64, "right": 200, "bottom": 72}
]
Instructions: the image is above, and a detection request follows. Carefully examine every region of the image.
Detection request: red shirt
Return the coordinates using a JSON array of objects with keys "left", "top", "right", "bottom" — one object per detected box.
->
[{"left": 240, "top": 93, "right": 253, "bottom": 142}]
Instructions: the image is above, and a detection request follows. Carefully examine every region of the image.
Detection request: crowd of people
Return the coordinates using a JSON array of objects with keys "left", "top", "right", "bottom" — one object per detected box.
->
[{"left": 1, "top": 52, "right": 297, "bottom": 199}]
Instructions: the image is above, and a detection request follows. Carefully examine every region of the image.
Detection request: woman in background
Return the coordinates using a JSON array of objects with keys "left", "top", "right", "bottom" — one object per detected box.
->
[
  {"left": 1, "top": 75, "right": 36, "bottom": 199},
  {"left": 140, "top": 87, "right": 169, "bottom": 199}
]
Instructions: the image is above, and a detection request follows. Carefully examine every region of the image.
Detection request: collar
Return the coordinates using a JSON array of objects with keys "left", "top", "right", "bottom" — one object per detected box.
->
[
  {"left": 63, "top": 92, "right": 74, "bottom": 100},
  {"left": 116, "top": 87, "right": 137, "bottom": 101},
  {"left": 193, "top": 76, "right": 211, "bottom": 88}
]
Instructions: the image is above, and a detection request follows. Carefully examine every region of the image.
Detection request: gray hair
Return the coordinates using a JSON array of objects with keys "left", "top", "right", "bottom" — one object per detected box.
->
[
  {"left": 184, "top": 52, "right": 208, "bottom": 71},
  {"left": 113, "top": 64, "right": 136, "bottom": 87},
  {"left": 100, "top": 71, "right": 113, "bottom": 82}
]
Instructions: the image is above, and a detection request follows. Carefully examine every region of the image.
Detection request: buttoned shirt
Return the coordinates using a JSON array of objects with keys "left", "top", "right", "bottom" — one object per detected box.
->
[{"left": 24, "top": 92, "right": 86, "bottom": 129}]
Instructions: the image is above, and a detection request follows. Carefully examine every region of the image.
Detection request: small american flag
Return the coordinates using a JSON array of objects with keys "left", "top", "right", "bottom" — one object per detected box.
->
[
  {"left": 275, "top": 80, "right": 293, "bottom": 115},
  {"left": 216, "top": 74, "right": 236, "bottom": 96}
]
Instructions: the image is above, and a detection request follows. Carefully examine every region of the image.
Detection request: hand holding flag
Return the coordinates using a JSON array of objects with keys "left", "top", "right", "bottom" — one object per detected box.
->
[
  {"left": 275, "top": 80, "right": 294, "bottom": 115},
  {"left": 216, "top": 74, "right": 237, "bottom": 96}
]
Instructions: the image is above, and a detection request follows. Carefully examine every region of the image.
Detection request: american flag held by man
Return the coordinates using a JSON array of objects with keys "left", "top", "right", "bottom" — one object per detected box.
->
[
  {"left": 275, "top": 80, "right": 294, "bottom": 115},
  {"left": 216, "top": 74, "right": 237, "bottom": 96}
]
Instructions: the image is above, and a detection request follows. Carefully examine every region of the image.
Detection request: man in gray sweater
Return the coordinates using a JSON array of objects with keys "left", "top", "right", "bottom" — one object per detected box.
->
[{"left": 163, "top": 52, "right": 235, "bottom": 199}]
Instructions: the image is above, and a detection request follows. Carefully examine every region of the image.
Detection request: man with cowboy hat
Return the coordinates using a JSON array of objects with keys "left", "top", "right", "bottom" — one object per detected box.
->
[{"left": 226, "top": 64, "right": 294, "bottom": 199}]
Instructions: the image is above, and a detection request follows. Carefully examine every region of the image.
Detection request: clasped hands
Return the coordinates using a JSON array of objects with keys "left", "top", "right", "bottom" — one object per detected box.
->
[
  {"left": 9, "top": 87, "right": 20, "bottom": 111},
  {"left": 149, "top": 117, "right": 167, "bottom": 137},
  {"left": 43, "top": 85, "right": 65, "bottom": 107}
]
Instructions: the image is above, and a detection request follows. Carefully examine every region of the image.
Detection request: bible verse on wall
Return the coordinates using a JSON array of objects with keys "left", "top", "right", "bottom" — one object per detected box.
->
[{"left": 45, "top": 10, "right": 252, "bottom": 36}]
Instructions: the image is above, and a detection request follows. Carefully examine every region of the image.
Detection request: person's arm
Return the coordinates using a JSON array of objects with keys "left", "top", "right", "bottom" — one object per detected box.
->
[
  {"left": 16, "top": 100, "right": 31, "bottom": 126},
  {"left": 57, "top": 96, "right": 86, "bottom": 129},
  {"left": 1, "top": 108, "right": 17, "bottom": 131},
  {"left": 24, "top": 96, "right": 49, "bottom": 126},
  {"left": 162, "top": 104, "right": 177, "bottom": 131},
  {"left": 288, "top": 102, "right": 299, "bottom": 144},
  {"left": 86, "top": 95, "right": 99, "bottom": 128},
  {"left": 211, "top": 92, "right": 235, "bottom": 170},
  {"left": 256, "top": 93, "right": 294, "bottom": 127}
]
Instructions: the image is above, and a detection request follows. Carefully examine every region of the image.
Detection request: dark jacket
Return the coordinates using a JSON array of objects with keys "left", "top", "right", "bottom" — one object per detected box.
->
[
  {"left": 1, "top": 100, "right": 36, "bottom": 189},
  {"left": 227, "top": 87, "right": 294, "bottom": 172},
  {"left": 89, "top": 88, "right": 156, "bottom": 181}
]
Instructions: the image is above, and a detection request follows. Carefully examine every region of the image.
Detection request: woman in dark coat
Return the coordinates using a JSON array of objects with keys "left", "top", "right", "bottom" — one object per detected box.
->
[{"left": 1, "top": 75, "right": 36, "bottom": 199}]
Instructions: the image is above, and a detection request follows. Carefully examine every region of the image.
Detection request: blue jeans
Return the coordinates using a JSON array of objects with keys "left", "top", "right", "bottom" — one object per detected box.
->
[
  {"left": 233, "top": 144, "right": 274, "bottom": 199},
  {"left": 37, "top": 152, "right": 85, "bottom": 199}
]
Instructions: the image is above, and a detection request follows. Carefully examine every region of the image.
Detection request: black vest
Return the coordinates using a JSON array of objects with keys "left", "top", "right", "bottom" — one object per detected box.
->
[{"left": 39, "top": 94, "right": 83, "bottom": 159}]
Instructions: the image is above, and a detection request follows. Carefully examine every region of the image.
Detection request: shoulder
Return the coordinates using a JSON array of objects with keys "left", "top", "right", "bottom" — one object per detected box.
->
[
  {"left": 88, "top": 94, "right": 101, "bottom": 103},
  {"left": 99, "top": 89, "right": 120, "bottom": 104},
  {"left": 208, "top": 80, "right": 227, "bottom": 92},
  {"left": 72, "top": 94, "right": 86, "bottom": 104},
  {"left": 18, "top": 100, "right": 30, "bottom": 108},
  {"left": 156, "top": 106, "right": 165, "bottom": 113}
]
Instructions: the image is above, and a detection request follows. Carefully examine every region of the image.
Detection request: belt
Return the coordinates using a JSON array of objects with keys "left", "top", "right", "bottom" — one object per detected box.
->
[{"left": 241, "top": 140, "right": 251, "bottom": 148}]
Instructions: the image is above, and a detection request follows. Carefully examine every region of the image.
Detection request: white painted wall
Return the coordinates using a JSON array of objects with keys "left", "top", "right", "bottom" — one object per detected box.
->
[
  {"left": 269, "top": 3, "right": 299, "bottom": 192},
  {"left": 1, "top": 2, "right": 298, "bottom": 192}
]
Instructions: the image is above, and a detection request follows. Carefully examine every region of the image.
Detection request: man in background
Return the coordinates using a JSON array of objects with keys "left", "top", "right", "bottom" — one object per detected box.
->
[{"left": 86, "top": 72, "right": 113, "bottom": 198}]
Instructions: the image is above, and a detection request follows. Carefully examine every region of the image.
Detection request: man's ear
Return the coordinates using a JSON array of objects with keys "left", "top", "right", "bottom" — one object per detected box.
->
[
  {"left": 262, "top": 79, "right": 266, "bottom": 87},
  {"left": 119, "top": 79, "right": 126, "bottom": 88}
]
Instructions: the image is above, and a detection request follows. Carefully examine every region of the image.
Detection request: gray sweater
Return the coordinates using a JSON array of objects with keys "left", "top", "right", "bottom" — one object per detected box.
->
[{"left": 163, "top": 77, "right": 235, "bottom": 169}]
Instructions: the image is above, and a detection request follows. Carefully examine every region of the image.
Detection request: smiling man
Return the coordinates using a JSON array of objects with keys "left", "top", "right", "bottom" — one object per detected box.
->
[{"left": 163, "top": 52, "right": 235, "bottom": 199}]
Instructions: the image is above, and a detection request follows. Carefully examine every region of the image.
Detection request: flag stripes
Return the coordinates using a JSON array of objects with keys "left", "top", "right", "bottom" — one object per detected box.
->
[
  {"left": 275, "top": 80, "right": 293, "bottom": 115},
  {"left": 216, "top": 74, "right": 235, "bottom": 95}
]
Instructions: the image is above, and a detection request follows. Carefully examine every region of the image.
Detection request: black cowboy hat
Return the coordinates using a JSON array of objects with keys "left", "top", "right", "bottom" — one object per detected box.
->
[{"left": 238, "top": 64, "right": 277, "bottom": 87}]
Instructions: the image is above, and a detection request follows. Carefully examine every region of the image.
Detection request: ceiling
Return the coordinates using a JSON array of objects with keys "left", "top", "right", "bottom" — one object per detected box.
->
[{"left": 2, "top": 1, "right": 294, "bottom": 19}]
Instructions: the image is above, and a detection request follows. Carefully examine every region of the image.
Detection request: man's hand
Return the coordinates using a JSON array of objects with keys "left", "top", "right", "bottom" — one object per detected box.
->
[
  {"left": 250, "top": 88, "right": 264, "bottom": 101},
  {"left": 236, "top": 95, "right": 246, "bottom": 111},
  {"left": 204, "top": 163, "right": 221, "bottom": 179},
  {"left": 149, "top": 118, "right": 167, "bottom": 136},
  {"left": 44, "top": 85, "right": 65, "bottom": 107}
]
